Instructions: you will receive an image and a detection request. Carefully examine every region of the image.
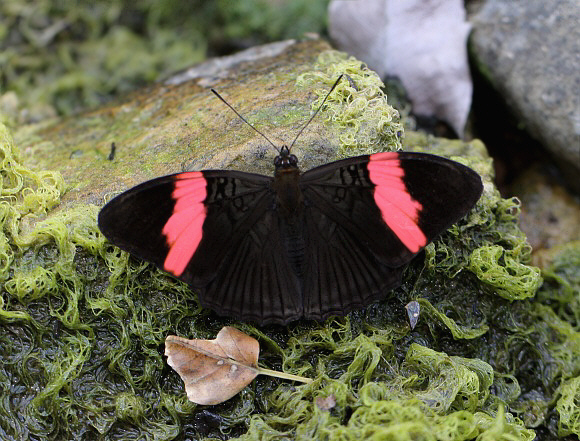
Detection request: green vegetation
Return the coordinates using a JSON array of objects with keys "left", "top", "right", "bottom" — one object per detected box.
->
[
  {"left": 0, "top": 7, "right": 578, "bottom": 437},
  {"left": 0, "top": 0, "right": 330, "bottom": 122}
]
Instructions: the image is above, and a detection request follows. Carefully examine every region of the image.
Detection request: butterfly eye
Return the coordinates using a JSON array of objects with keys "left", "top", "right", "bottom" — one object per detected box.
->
[
  {"left": 289, "top": 155, "right": 298, "bottom": 166},
  {"left": 274, "top": 156, "right": 281, "bottom": 167}
]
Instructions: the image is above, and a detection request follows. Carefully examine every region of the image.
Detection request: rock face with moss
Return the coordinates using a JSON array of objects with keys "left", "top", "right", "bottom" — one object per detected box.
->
[{"left": 1, "top": 41, "right": 578, "bottom": 440}]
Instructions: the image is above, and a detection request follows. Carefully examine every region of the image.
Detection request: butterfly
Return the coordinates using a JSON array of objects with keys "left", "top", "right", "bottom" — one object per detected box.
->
[{"left": 98, "top": 77, "right": 483, "bottom": 325}]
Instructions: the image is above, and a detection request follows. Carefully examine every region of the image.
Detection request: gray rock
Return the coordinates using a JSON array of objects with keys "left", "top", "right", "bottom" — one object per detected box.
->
[
  {"left": 470, "top": 0, "right": 580, "bottom": 192},
  {"left": 511, "top": 165, "right": 580, "bottom": 257},
  {"left": 164, "top": 40, "right": 297, "bottom": 87}
]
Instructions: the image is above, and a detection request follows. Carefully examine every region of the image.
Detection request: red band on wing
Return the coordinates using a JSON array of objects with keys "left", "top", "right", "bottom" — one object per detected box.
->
[
  {"left": 162, "top": 172, "right": 207, "bottom": 276},
  {"left": 368, "top": 152, "right": 427, "bottom": 253}
]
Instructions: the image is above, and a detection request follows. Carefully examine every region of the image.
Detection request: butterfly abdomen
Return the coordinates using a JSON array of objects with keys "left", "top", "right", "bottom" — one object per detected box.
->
[
  {"left": 271, "top": 165, "right": 308, "bottom": 283},
  {"left": 279, "top": 217, "right": 307, "bottom": 282}
]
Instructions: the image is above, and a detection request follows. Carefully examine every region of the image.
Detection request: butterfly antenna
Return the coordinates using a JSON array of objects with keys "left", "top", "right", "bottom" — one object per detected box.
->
[
  {"left": 289, "top": 74, "right": 344, "bottom": 151},
  {"left": 211, "top": 89, "right": 279, "bottom": 152}
]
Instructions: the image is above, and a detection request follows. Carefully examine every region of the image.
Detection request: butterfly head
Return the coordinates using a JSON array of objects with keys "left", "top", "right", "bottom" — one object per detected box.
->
[{"left": 274, "top": 145, "right": 298, "bottom": 170}]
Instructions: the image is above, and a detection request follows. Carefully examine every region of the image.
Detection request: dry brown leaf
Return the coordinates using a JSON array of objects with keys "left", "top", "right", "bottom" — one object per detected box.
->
[{"left": 165, "top": 326, "right": 312, "bottom": 405}]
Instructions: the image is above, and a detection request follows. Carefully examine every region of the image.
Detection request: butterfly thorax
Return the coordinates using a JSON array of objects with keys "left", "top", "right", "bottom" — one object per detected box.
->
[
  {"left": 273, "top": 164, "right": 302, "bottom": 218},
  {"left": 273, "top": 146, "right": 302, "bottom": 218}
]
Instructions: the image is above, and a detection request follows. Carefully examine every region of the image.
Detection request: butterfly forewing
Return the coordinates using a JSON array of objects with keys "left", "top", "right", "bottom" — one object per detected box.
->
[
  {"left": 300, "top": 155, "right": 420, "bottom": 267},
  {"left": 176, "top": 171, "right": 272, "bottom": 285},
  {"left": 393, "top": 153, "right": 483, "bottom": 239},
  {"left": 98, "top": 174, "right": 183, "bottom": 268}
]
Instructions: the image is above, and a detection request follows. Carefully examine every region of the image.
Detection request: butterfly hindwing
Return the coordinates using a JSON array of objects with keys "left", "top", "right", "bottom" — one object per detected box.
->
[{"left": 301, "top": 202, "right": 406, "bottom": 320}]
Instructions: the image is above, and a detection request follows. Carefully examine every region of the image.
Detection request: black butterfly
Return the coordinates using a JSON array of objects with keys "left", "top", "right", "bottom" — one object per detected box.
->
[{"left": 98, "top": 78, "right": 483, "bottom": 325}]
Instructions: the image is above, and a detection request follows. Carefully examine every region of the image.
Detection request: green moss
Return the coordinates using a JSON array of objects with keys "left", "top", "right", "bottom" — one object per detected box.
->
[
  {"left": 297, "top": 51, "right": 404, "bottom": 157},
  {"left": 535, "top": 242, "right": 580, "bottom": 436},
  {"left": 1, "top": 122, "right": 198, "bottom": 439},
  {"left": 556, "top": 376, "right": 580, "bottom": 437},
  {"left": 417, "top": 299, "right": 489, "bottom": 340},
  {"left": 538, "top": 241, "right": 580, "bottom": 328},
  {"left": 1, "top": 50, "right": 578, "bottom": 439},
  {"left": 0, "top": 1, "right": 208, "bottom": 121},
  {"left": 468, "top": 245, "right": 541, "bottom": 301},
  {"left": 218, "top": 0, "right": 329, "bottom": 42}
]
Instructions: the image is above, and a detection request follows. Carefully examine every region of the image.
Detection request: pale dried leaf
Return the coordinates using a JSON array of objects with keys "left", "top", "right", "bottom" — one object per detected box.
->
[
  {"left": 165, "top": 326, "right": 312, "bottom": 405},
  {"left": 165, "top": 326, "right": 260, "bottom": 405}
]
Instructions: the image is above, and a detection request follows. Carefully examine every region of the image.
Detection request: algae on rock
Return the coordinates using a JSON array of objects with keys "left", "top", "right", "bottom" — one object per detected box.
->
[{"left": 1, "top": 48, "right": 577, "bottom": 440}]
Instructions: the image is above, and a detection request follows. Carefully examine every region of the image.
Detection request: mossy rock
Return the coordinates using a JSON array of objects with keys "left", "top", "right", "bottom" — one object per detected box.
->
[{"left": 1, "top": 40, "right": 577, "bottom": 440}]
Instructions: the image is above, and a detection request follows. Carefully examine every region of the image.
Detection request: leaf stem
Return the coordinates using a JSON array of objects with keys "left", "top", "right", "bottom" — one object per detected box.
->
[{"left": 257, "top": 367, "right": 313, "bottom": 384}]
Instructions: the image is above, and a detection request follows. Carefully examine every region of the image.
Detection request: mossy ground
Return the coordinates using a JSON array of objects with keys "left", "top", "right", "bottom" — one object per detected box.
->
[
  {"left": 0, "top": 0, "right": 330, "bottom": 124},
  {"left": 1, "top": 51, "right": 579, "bottom": 440}
]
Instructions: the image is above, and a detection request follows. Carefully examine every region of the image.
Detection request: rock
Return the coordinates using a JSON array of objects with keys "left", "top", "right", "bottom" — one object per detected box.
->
[
  {"left": 470, "top": 0, "right": 580, "bottom": 193},
  {"left": 164, "top": 40, "right": 298, "bottom": 87},
  {"left": 14, "top": 39, "right": 367, "bottom": 211},
  {"left": 510, "top": 165, "right": 580, "bottom": 265}
]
